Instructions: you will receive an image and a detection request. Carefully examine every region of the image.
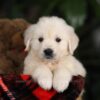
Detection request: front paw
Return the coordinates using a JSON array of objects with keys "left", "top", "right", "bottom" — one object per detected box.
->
[
  {"left": 38, "top": 76, "right": 52, "bottom": 90},
  {"left": 32, "top": 67, "right": 53, "bottom": 90},
  {"left": 53, "top": 69, "right": 72, "bottom": 92},
  {"left": 53, "top": 77, "right": 70, "bottom": 92}
]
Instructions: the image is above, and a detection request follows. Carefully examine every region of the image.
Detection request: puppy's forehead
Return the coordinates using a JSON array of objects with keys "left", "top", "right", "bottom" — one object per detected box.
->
[
  {"left": 35, "top": 22, "right": 67, "bottom": 37},
  {"left": 33, "top": 17, "right": 74, "bottom": 38}
]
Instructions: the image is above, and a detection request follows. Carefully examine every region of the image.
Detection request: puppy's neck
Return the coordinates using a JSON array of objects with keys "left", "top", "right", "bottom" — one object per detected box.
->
[{"left": 43, "top": 60, "right": 59, "bottom": 71}]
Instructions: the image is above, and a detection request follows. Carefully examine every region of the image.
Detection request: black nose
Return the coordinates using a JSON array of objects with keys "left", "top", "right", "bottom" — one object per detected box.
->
[{"left": 44, "top": 48, "right": 53, "bottom": 58}]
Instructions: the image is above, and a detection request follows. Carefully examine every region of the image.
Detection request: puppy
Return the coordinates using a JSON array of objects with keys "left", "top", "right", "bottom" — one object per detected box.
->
[{"left": 23, "top": 16, "right": 86, "bottom": 92}]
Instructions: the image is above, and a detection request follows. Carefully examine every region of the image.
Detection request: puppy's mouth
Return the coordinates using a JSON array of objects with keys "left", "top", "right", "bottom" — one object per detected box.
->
[{"left": 44, "top": 55, "right": 54, "bottom": 59}]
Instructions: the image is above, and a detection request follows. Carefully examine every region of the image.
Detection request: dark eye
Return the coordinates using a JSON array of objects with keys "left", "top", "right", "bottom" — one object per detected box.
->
[
  {"left": 38, "top": 37, "right": 44, "bottom": 42},
  {"left": 56, "top": 37, "right": 61, "bottom": 43}
]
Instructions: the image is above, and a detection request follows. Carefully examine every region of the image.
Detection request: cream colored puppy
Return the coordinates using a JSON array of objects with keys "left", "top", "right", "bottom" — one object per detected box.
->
[{"left": 23, "top": 16, "right": 86, "bottom": 92}]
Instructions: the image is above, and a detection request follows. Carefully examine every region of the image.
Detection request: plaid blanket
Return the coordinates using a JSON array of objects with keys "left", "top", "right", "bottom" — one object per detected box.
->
[{"left": 0, "top": 75, "right": 84, "bottom": 100}]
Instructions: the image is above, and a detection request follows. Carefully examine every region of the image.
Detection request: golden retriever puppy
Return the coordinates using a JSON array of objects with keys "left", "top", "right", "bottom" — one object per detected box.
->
[{"left": 23, "top": 16, "right": 86, "bottom": 92}]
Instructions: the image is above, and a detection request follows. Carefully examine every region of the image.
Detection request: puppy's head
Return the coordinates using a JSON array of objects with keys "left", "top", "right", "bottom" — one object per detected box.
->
[{"left": 24, "top": 16, "right": 79, "bottom": 61}]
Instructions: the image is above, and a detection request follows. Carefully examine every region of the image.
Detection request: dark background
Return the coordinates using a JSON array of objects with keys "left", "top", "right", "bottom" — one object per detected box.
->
[{"left": 0, "top": 0, "right": 100, "bottom": 100}]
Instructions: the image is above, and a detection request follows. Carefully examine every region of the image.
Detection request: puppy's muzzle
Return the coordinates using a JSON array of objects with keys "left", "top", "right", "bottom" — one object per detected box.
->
[{"left": 44, "top": 48, "right": 54, "bottom": 59}]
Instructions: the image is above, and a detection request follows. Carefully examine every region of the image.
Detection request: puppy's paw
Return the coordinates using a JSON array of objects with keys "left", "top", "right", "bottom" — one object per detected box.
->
[
  {"left": 38, "top": 76, "right": 52, "bottom": 90},
  {"left": 32, "top": 67, "right": 53, "bottom": 90},
  {"left": 53, "top": 68, "right": 72, "bottom": 92},
  {"left": 53, "top": 77, "right": 69, "bottom": 92}
]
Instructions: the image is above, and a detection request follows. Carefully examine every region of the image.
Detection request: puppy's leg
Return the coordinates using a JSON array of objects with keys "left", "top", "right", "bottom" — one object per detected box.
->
[
  {"left": 53, "top": 67, "right": 72, "bottom": 92},
  {"left": 32, "top": 66, "right": 53, "bottom": 90}
]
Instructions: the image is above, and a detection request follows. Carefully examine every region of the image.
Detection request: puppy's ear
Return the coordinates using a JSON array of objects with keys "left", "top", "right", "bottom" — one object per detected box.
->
[
  {"left": 67, "top": 28, "right": 79, "bottom": 55},
  {"left": 24, "top": 25, "right": 35, "bottom": 51},
  {"left": 24, "top": 38, "right": 31, "bottom": 51}
]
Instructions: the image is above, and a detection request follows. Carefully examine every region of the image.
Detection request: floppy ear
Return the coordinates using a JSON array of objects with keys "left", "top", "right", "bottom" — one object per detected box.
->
[
  {"left": 24, "top": 25, "right": 35, "bottom": 51},
  {"left": 24, "top": 38, "right": 31, "bottom": 51},
  {"left": 68, "top": 29, "right": 79, "bottom": 55}
]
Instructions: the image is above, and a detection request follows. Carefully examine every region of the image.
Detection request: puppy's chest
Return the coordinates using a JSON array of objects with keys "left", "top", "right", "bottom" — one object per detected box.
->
[{"left": 45, "top": 62, "right": 58, "bottom": 71}]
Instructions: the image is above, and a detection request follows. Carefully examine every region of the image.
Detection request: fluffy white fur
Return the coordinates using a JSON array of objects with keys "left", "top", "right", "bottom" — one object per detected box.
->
[{"left": 23, "top": 16, "right": 86, "bottom": 92}]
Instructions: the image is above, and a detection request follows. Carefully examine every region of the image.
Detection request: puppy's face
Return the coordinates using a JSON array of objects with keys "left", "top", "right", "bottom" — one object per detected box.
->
[
  {"left": 31, "top": 27, "right": 68, "bottom": 61},
  {"left": 24, "top": 17, "right": 79, "bottom": 62}
]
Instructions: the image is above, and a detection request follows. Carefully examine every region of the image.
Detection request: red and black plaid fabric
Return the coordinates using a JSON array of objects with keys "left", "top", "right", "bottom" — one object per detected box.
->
[{"left": 0, "top": 74, "right": 85, "bottom": 100}]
